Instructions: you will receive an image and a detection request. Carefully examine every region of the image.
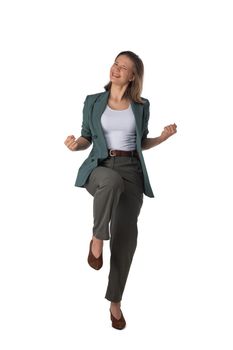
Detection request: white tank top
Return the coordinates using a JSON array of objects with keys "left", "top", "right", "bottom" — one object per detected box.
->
[{"left": 100, "top": 104, "right": 136, "bottom": 150}]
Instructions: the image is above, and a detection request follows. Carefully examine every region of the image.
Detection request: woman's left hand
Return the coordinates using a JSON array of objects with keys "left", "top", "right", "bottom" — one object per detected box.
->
[{"left": 160, "top": 123, "right": 177, "bottom": 142}]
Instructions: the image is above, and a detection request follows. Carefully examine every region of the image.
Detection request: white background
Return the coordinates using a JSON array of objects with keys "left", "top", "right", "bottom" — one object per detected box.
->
[{"left": 0, "top": 0, "right": 233, "bottom": 349}]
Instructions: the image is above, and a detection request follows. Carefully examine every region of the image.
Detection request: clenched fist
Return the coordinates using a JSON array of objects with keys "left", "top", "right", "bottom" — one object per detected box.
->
[
  {"left": 64, "top": 135, "right": 79, "bottom": 151},
  {"left": 160, "top": 123, "right": 177, "bottom": 142}
]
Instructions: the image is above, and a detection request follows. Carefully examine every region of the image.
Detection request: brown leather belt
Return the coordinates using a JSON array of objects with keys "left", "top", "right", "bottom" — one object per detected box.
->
[{"left": 108, "top": 149, "right": 139, "bottom": 159}]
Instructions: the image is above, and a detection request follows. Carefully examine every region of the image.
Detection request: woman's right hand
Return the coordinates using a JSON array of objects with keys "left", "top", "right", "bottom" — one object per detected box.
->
[{"left": 64, "top": 135, "right": 80, "bottom": 151}]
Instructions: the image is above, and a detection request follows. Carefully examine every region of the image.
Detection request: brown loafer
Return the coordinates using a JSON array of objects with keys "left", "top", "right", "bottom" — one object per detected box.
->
[
  {"left": 87, "top": 240, "right": 103, "bottom": 270},
  {"left": 110, "top": 310, "right": 126, "bottom": 330}
]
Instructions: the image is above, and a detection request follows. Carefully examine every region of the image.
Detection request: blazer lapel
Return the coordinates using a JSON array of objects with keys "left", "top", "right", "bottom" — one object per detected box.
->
[
  {"left": 131, "top": 101, "right": 144, "bottom": 140},
  {"left": 92, "top": 91, "right": 110, "bottom": 153},
  {"left": 94, "top": 91, "right": 110, "bottom": 121}
]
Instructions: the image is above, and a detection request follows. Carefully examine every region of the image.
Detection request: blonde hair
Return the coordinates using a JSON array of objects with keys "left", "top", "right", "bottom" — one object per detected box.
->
[{"left": 104, "top": 51, "right": 145, "bottom": 104}]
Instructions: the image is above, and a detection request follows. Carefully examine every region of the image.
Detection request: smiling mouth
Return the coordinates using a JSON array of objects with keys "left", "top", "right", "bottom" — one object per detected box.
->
[{"left": 112, "top": 73, "right": 120, "bottom": 78}]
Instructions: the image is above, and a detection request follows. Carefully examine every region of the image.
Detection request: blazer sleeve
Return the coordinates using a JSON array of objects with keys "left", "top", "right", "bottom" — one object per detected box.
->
[
  {"left": 80, "top": 95, "right": 92, "bottom": 143},
  {"left": 141, "top": 99, "right": 150, "bottom": 142}
]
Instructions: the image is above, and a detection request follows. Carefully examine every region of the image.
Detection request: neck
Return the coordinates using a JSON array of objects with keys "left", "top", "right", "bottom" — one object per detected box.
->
[{"left": 109, "top": 83, "right": 129, "bottom": 102}]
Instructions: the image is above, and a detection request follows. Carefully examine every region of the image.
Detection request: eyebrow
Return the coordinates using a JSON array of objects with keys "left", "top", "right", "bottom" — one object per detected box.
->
[{"left": 115, "top": 61, "right": 128, "bottom": 69}]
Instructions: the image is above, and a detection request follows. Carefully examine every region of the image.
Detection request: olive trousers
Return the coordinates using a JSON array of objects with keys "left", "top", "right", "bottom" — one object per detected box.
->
[{"left": 84, "top": 155, "right": 144, "bottom": 302}]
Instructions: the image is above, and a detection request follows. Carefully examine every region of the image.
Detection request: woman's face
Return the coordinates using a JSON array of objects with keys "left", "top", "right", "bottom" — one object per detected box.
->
[{"left": 110, "top": 55, "right": 135, "bottom": 86}]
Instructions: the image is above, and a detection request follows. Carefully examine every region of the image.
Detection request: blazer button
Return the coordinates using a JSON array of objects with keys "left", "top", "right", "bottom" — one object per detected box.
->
[
  {"left": 93, "top": 135, "right": 98, "bottom": 139},
  {"left": 91, "top": 158, "right": 95, "bottom": 161}
]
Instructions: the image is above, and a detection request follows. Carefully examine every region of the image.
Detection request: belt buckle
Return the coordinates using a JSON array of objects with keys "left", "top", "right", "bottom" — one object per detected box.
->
[{"left": 109, "top": 149, "right": 116, "bottom": 157}]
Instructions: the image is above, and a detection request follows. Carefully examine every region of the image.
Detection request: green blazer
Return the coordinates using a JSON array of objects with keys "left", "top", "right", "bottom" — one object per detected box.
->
[{"left": 75, "top": 90, "right": 155, "bottom": 198}]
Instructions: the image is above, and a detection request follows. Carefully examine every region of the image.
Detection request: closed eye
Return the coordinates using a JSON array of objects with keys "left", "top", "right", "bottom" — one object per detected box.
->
[{"left": 114, "top": 62, "right": 128, "bottom": 70}]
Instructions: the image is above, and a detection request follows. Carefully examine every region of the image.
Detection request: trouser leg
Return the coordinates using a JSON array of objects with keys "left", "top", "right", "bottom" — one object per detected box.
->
[
  {"left": 84, "top": 166, "right": 124, "bottom": 240},
  {"left": 105, "top": 182, "right": 143, "bottom": 302}
]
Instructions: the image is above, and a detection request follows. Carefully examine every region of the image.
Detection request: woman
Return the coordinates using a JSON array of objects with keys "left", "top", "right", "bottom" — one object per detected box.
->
[{"left": 64, "top": 51, "right": 177, "bottom": 330}]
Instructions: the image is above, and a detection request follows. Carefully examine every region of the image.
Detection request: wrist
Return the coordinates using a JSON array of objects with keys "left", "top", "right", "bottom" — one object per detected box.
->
[{"left": 156, "top": 135, "right": 165, "bottom": 144}]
